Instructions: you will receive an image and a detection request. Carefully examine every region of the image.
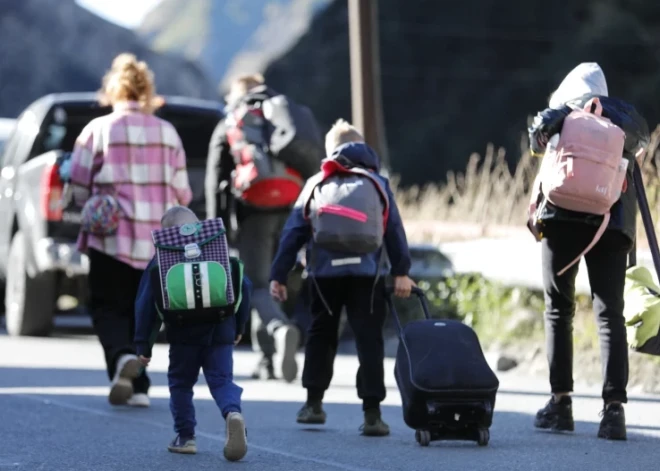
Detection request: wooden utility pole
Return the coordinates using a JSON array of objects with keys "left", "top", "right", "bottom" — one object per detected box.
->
[{"left": 348, "top": 0, "right": 390, "bottom": 170}]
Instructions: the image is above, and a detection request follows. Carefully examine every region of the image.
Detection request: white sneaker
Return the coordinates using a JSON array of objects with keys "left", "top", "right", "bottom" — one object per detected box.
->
[
  {"left": 223, "top": 412, "right": 248, "bottom": 461},
  {"left": 274, "top": 325, "right": 300, "bottom": 383},
  {"left": 127, "top": 393, "right": 150, "bottom": 408},
  {"left": 108, "top": 354, "right": 141, "bottom": 406}
]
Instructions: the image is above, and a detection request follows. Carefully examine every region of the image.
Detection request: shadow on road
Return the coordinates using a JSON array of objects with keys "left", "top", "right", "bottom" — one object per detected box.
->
[
  {"left": 0, "top": 366, "right": 252, "bottom": 387},
  {"left": 499, "top": 388, "right": 660, "bottom": 405},
  {"left": 2, "top": 390, "right": 660, "bottom": 471}
]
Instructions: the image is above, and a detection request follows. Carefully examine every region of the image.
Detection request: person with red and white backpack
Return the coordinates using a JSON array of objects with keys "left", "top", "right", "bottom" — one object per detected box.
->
[
  {"left": 205, "top": 74, "right": 324, "bottom": 382},
  {"left": 528, "top": 62, "right": 650, "bottom": 441}
]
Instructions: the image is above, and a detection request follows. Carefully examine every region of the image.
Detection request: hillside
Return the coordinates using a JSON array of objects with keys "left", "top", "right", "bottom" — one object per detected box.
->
[
  {"left": 0, "top": 0, "right": 216, "bottom": 117},
  {"left": 264, "top": 0, "right": 660, "bottom": 187},
  {"left": 138, "top": 0, "right": 331, "bottom": 93}
]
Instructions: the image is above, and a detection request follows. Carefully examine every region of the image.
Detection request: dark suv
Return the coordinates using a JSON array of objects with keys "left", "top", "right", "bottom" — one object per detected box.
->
[{"left": 0, "top": 93, "right": 223, "bottom": 337}]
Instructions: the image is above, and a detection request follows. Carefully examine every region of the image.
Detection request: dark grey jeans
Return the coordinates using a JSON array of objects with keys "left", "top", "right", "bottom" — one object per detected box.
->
[
  {"left": 236, "top": 212, "right": 292, "bottom": 357},
  {"left": 541, "top": 221, "right": 633, "bottom": 403}
]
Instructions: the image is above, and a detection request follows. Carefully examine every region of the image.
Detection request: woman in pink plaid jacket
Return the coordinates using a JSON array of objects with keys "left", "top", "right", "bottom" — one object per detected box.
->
[{"left": 69, "top": 53, "right": 193, "bottom": 408}]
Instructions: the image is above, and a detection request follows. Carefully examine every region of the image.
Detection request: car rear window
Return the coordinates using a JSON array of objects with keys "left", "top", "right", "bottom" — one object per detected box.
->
[
  {"left": 157, "top": 108, "right": 221, "bottom": 166},
  {"left": 29, "top": 102, "right": 221, "bottom": 165},
  {"left": 409, "top": 248, "right": 453, "bottom": 274}
]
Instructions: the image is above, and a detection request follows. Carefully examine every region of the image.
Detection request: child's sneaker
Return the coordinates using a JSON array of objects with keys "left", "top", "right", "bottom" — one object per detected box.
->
[
  {"left": 360, "top": 409, "right": 390, "bottom": 437},
  {"left": 598, "top": 403, "right": 626, "bottom": 440},
  {"left": 224, "top": 412, "right": 248, "bottom": 461},
  {"left": 251, "top": 356, "right": 276, "bottom": 380},
  {"left": 168, "top": 435, "right": 197, "bottom": 454},
  {"left": 296, "top": 402, "right": 326, "bottom": 424},
  {"left": 534, "top": 396, "right": 575, "bottom": 432},
  {"left": 274, "top": 325, "right": 300, "bottom": 383},
  {"left": 108, "top": 354, "right": 141, "bottom": 405},
  {"left": 127, "top": 393, "right": 150, "bottom": 408}
]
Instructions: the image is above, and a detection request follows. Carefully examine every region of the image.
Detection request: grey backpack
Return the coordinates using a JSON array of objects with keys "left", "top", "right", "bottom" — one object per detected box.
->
[{"left": 304, "top": 167, "right": 388, "bottom": 254}]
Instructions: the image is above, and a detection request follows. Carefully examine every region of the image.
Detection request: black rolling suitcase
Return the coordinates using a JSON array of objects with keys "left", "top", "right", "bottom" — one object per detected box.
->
[{"left": 386, "top": 286, "right": 499, "bottom": 447}]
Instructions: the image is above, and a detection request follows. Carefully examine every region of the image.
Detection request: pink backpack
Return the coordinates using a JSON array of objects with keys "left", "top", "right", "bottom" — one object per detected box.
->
[{"left": 539, "top": 97, "right": 628, "bottom": 275}]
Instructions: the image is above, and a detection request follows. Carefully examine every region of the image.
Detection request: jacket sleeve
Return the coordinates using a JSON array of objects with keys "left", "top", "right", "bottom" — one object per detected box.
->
[
  {"left": 528, "top": 106, "right": 571, "bottom": 157},
  {"left": 270, "top": 206, "right": 311, "bottom": 285},
  {"left": 69, "top": 122, "right": 101, "bottom": 206},
  {"left": 205, "top": 119, "right": 234, "bottom": 220},
  {"left": 171, "top": 143, "right": 193, "bottom": 207},
  {"left": 383, "top": 181, "right": 412, "bottom": 277},
  {"left": 235, "top": 275, "right": 252, "bottom": 336},
  {"left": 134, "top": 261, "right": 162, "bottom": 358}
]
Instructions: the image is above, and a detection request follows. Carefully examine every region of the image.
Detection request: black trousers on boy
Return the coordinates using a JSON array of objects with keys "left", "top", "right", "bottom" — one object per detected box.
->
[
  {"left": 302, "top": 276, "right": 387, "bottom": 410},
  {"left": 88, "top": 249, "right": 150, "bottom": 394},
  {"left": 541, "top": 221, "right": 632, "bottom": 404}
]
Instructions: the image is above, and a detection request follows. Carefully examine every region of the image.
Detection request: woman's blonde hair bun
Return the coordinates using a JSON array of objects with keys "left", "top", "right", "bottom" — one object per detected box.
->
[{"left": 99, "top": 53, "right": 162, "bottom": 113}]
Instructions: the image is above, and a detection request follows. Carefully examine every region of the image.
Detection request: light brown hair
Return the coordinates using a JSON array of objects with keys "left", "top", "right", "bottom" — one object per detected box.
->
[
  {"left": 161, "top": 206, "right": 198, "bottom": 228},
  {"left": 99, "top": 53, "right": 161, "bottom": 113},
  {"left": 325, "top": 119, "right": 364, "bottom": 156},
  {"left": 225, "top": 73, "right": 265, "bottom": 104}
]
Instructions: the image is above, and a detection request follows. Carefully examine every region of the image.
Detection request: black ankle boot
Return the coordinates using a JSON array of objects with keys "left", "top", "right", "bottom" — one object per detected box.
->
[{"left": 534, "top": 396, "right": 575, "bottom": 432}]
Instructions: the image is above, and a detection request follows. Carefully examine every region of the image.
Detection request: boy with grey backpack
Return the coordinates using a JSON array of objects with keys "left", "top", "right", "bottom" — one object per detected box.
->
[{"left": 269, "top": 119, "right": 415, "bottom": 436}]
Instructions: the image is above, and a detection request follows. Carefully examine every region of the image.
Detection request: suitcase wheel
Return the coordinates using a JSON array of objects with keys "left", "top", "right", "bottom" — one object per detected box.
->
[
  {"left": 415, "top": 429, "right": 431, "bottom": 447},
  {"left": 477, "top": 428, "right": 490, "bottom": 446}
]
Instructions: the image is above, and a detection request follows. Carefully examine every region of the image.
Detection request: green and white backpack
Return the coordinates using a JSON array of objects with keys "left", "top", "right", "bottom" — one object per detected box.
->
[{"left": 150, "top": 218, "right": 244, "bottom": 325}]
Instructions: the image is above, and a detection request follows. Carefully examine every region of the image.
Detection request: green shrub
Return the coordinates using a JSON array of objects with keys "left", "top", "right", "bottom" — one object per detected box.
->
[{"left": 391, "top": 273, "right": 548, "bottom": 345}]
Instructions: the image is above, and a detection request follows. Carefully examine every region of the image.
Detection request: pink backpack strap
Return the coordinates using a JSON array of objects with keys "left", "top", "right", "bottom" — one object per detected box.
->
[
  {"left": 583, "top": 97, "right": 603, "bottom": 116},
  {"left": 556, "top": 213, "right": 610, "bottom": 276}
]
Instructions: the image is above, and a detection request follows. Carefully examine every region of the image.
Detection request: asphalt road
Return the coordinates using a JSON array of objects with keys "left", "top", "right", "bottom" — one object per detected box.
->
[{"left": 1, "top": 322, "right": 659, "bottom": 471}]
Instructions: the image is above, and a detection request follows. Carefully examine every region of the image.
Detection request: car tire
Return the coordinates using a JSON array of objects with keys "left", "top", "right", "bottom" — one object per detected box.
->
[{"left": 5, "top": 231, "right": 56, "bottom": 337}]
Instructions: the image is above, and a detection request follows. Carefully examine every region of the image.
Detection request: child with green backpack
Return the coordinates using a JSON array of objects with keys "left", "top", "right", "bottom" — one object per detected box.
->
[{"left": 133, "top": 206, "right": 251, "bottom": 461}]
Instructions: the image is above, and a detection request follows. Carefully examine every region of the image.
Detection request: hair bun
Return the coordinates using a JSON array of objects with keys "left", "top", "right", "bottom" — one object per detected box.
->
[{"left": 99, "top": 53, "right": 157, "bottom": 112}]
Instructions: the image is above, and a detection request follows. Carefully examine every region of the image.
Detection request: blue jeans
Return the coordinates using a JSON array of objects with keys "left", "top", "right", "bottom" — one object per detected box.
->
[{"left": 168, "top": 344, "right": 243, "bottom": 437}]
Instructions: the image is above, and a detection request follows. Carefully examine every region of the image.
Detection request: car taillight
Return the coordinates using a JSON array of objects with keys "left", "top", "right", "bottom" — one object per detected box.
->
[{"left": 41, "top": 163, "right": 63, "bottom": 221}]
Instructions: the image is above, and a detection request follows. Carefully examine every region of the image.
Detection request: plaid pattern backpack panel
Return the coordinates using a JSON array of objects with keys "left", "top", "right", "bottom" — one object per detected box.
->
[{"left": 152, "top": 218, "right": 235, "bottom": 322}]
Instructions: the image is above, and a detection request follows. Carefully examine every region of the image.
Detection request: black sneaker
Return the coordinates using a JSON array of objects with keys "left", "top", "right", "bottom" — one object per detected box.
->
[
  {"left": 534, "top": 396, "right": 575, "bottom": 432},
  {"left": 360, "top": 408, "right": 390, "bottom": 437},
  {"left": 251, "top": 356, "right": 276, "bottom": 380},
  {"left": 598, "top": 403, "right": 626, "bottom": 440},
  {"left": 296, "top": 402, "right": 327, "bottom": 424}
]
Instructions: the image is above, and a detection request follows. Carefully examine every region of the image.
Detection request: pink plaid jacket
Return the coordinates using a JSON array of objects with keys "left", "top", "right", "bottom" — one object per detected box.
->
[{"left": 69, "top": 101, "right": 193, "bottom": 270}]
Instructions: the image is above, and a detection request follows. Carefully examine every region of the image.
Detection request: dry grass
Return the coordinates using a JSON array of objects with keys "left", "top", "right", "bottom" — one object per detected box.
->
[{"left": 394, "top": 127, "right": 660, "bottom": 248}]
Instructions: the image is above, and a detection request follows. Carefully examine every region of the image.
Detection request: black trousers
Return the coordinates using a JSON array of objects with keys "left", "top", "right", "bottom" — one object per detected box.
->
[
  {"left": 302, "top": 276, "right": 387, "bottom": 410},
  {"left": 541, "top": 221, "right": 632, "bottom": 403},
  {"left": 88, "top": 249, "right": 150, "bottom": 394}
]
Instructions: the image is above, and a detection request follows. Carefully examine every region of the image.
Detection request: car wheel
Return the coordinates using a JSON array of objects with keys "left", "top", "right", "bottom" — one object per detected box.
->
[{"left": 5, "top": 231, "right": 56, "bottom": 337}]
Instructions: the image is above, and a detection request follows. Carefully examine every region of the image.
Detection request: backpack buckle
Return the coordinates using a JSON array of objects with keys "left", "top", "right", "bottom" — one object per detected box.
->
[{"left": 184, "top": 243, "right": 201, "bottom": 259}]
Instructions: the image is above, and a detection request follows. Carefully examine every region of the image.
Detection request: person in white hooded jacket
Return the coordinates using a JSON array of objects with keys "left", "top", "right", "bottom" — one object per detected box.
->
[{"left": 528, "top": 63, "right": 650, "bottom": 441}]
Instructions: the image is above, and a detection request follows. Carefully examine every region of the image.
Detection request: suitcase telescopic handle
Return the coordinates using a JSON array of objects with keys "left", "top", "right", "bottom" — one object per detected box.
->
[
  {"left": 384, "top": 285, "right": 431, "bottom": 336},
  {"left": 384, "top": 285, "right": 425, "bottom": 297}
]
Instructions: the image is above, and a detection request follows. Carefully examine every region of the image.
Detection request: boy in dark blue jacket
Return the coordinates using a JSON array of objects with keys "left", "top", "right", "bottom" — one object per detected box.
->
[
  {"left": 134, "top": 206, "right": 251, "bottom": 461},
  {"left": 269, "top": 120, "right": 414, "bottom": 437}
]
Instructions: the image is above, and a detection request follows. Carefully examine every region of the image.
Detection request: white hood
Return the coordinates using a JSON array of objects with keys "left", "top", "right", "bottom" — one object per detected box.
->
[{"left": 549, "top": 62, "right": 608, "bottom": 109}]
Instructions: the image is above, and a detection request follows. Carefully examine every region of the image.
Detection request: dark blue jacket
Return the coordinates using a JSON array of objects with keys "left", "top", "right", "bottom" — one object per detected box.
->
[
  {"left": 270, "top": 142, "right": 411, "bottom": 284},
  {"left": 134, "top": 257, "right": 252, "bottom": 357}
]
